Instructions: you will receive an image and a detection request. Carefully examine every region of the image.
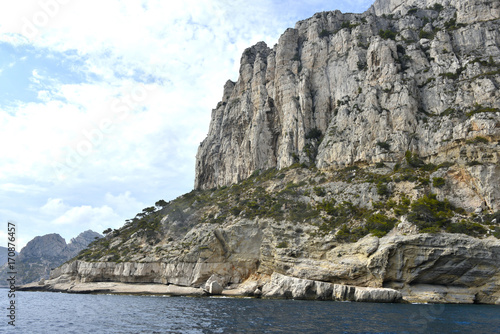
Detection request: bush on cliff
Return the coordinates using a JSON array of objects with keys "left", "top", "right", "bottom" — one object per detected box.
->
[
  {"left": 408, "top": 194, "right": 454, "bottom": 232},
  {"left": 365, "top": 213, "right": 398, "bottom": 237}
]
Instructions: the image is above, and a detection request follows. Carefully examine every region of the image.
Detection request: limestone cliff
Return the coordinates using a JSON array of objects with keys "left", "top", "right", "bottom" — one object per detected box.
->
[
  {"left": 28, "top": 0, "right": 500, "bottom": 304},
  {"left": 194, "top": 0, "right": 500, "bottom": 214}
]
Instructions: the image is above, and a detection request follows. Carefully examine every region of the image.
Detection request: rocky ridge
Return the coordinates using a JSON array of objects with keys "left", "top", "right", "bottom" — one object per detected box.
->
[
  {"left": 27, "top": 0, "right": 500, "bottom": 304},
  {"left": 1, "top": 230, "right": 101, "bottom": 286}
]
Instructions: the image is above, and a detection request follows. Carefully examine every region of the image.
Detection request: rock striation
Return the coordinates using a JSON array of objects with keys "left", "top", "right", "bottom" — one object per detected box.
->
[
  {"left": 25, "top": 0, "right": 500, "bottom": 304},
  {"left": 30, "top": 216, "right": 500, "bottom": 304},
  {"left": 261, "top": 272, "right": 402, "bottom": 302}
]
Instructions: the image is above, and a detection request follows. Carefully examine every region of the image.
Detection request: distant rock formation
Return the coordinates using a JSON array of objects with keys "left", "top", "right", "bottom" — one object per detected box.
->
[{"left": 0, "top": 230, "right": 101, "bottom": 286}]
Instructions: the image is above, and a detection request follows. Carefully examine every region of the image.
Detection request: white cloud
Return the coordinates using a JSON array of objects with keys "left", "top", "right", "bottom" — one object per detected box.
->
[
  {"left": 40, "top": 198, "right": 68, "bottom": 216},
  {"left": 52, "top": 204, "right": 120, "bottom": 231},
  {"left": 105, "top": 191, "right": 145, "bottom": 219},
  {"left": 0, "top": 183, "right": 46, "bottom": 194},
  {"left": 32, "top": 69, "right": 42, "bottom": 79}
]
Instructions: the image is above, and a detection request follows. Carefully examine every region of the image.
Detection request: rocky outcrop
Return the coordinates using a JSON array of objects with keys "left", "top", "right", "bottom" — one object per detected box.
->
[
  {"left": 261, "top": 272, "right": 402, "bottom": 302},
  {"left": 194, "top": 0, "right": 500, "bottom": 213},
  {"left": 27, "top": 0, "right": 500, "bottom": 305},
  {"left": 370, "top": 0, "right": 500, "bottom": 21},
  {"left": 0, "top": 230, "right": 101, "bottom": 286},
  {"left": 31, "top": 215, "right": 500, "bottom": 304}
]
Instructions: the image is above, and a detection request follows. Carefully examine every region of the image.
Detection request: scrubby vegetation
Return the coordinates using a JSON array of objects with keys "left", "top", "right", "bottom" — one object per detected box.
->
[
  {"left": 466, "top": 104, "right": 500, "bottom": 117},
  {"left": 379, "top": 29, "right": 397, "bottom": 40},
  {"left": 407, "top": 194, "right": 456, "bottom": 233},
  {"left": 76, "top": 152, "right": 497, "bottom": 263}
]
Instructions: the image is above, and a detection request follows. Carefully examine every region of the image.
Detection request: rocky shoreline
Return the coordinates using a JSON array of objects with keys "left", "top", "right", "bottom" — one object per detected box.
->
[
  {"left": 19, "top": 230, "right": 500, "bottom": 305},
  {"left": 20, "top": 223, "right": 500, "bottom": 304},
  {"left": 19, "top": 272, "right": 403, "bottom": 303}
]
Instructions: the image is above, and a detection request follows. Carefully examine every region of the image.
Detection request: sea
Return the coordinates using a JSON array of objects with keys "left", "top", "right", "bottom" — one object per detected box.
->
[{"left": 3, "top": 290, "right": 499, "bottom": 333}]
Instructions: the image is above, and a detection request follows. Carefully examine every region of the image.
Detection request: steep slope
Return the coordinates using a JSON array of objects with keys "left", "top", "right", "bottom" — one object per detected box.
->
[
  {"left": 30, "top": 0, "right": 500, "bottom": 304},
  {"left": 33, "top": 163, "right": 500, "bottom": 303},
  {"left": 0, "top": 230, "right": 101, "bottom": 285},
  {"left": 194, "top": 0, "right": 500, "bottom": 214}
]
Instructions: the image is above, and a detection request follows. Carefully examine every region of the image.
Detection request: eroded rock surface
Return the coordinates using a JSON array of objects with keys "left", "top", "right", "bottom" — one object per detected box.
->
[{"left": 194, "top": 0, "right": 500, "bottom": 214}]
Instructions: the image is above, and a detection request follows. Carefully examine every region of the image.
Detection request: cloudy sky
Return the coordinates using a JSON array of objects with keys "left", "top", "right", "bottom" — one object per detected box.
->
[{"left": 0, "top": 0, "right": 373, "bottom": 249}]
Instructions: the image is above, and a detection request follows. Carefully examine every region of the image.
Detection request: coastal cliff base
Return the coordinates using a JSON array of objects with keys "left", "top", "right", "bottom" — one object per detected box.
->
[
  {"left": 20, "top": 272, "right": 402, "bottom": 303},
  {"left": 21, "top": 231, "right": 500, "bottom": 305}
]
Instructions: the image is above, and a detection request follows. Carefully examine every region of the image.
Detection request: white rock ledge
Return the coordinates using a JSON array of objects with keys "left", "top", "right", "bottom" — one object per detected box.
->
[
  {"left": 261, "top": 273, "right": 402, "bottom": 303},
  {"left": 20, "top": 272, "right": 402, "bottom": 303}
]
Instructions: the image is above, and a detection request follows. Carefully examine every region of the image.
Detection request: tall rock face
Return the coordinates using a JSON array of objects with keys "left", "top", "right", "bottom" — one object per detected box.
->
[
  {"left": 0, "top": 230, "right": 101, "bottom": 286},
  {"left": 370, "top": 0, "right": 500, "bottom": 22},
  {"left": 195, "top": 0, "right": 500, "bottom": 211}
]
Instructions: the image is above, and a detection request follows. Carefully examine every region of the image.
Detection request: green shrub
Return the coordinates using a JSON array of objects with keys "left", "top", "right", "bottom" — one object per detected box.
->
[
  {"left": 335, "top": 224, "right": 351, "bottom": 241},
  {"left": 437, "top": 162, "right": 454, "bottom": 169},
  {"left": 341, "top": 21, "right": 358, "bottom": 30},
  {"left": 276, "top": 241, "right": 288, "bottom": 248},
  {"left": 394, "top": 196, "right": 411, "bottom": 216},
  {"left": 440, "top": 108, "right": 455, "bottom": 116},
  {"left": 485, "top": 211, "right": 500, "bottom": 224},
  {"left": 408, "top": 194, "right": 455, "bottom": 231},
  {"left": 493, "top": 227, "right": 500, "bottom": 239},
  {"left": 379, "top": 29, "right": 397, "bottom": 40},
  {"left": 365, "top": 213, "right": 398, "bottom": 237},
  {"left": 466, "top": 136, "right": 489, "bottom": 144},
  {"left": 376, "top": 181, "right": 390, "bottom": 197},
  {"left": 444, "top": 17, "right": 467, "bottom": 30},
  {"left": 431, "top": 3, "right": 444, "bottom": 11},
  {"left": 313, "top": 186, "right": 326, "bottom": 197},
  {"left": 230, "top": 207, "right": 242, "bottom": 216},
  {"left": 405, "top": 151, "right": 424, "bottom": 168},
  {"left": 439, "top": 70, "right": 462, "bottom": 80},
  {"left": 408, "top": 7, "right": 418, "bottom": 15},
  {"left": 418, "top": 177, "right": 430, "bottom": 186},
  {"left": 335, "top": 224, "right": 368, "bottom": 243},
  {"left": 447, "top": 220, "right": 487, "bottom": 236},
  {"left": 289, "top": 202, "right": 319, "bottom": 222},
  {"left": 419, "top": 29, "right": 434, "bottom": 40},
  {"left": 421, "top": 163, "right": 438, "bottom": 172},
  {"left": 318, "top": 200, "right": 367, "bottom": 233},
  {"left": 432, "top": 177, "right": 446, "bottom": 188},
  {"left": 377, "top": 141, "right": 390, "bottom": 150},
  {"left": 319, "top": 29, "right": 331, "bottom": 37},
  {"left": 466, "top": 105, "right": 500, "bottom": 117}
]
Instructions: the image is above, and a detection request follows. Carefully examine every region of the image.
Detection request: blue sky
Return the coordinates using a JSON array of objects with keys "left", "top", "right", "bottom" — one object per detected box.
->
[{"left": 0, "top": 0, "right": 374, "bottom": 249}]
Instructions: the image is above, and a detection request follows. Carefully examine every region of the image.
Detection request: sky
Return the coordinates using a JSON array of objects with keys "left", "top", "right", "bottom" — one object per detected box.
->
[{"left": 0, "top": 0, "right": 374, "bottom": 250}]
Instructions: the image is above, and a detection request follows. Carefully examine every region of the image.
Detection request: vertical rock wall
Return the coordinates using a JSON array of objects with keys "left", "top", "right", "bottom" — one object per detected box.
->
[{"left": 195, "top": 0, "right": 500, "bottom": 210}]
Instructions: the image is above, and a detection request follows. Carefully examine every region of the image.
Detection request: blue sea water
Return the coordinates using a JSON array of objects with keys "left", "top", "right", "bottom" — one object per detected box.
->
[{"left": 3, "top": 290, "right": 500, "bottom": 333}]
